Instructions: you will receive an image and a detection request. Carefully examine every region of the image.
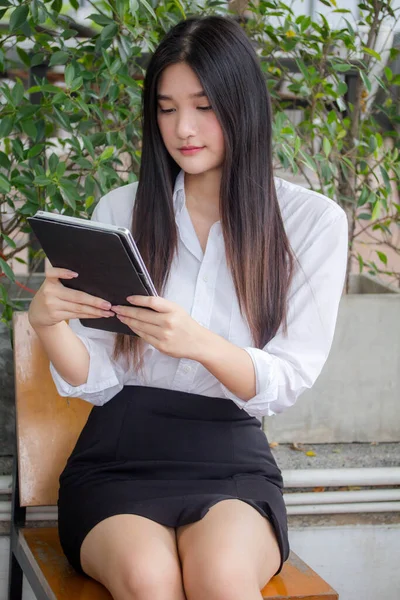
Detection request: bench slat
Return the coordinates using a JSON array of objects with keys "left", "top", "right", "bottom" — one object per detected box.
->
[
  {"left": 13, "top": 312, "right": 92, "bottom": 507},
  {"left": 22, "top": 527, "right": 337, "bottom": 600},
  {"left": 22, "top": 528, "right": 112, "bottom": 599}
]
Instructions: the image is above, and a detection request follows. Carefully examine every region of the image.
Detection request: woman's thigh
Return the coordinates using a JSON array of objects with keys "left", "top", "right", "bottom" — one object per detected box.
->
[
  {"left": 176, "top": 499, "right": 281, "bottom": 600},
  {"left": 80, "top": 514, "right": 186, "bottom": 600}
]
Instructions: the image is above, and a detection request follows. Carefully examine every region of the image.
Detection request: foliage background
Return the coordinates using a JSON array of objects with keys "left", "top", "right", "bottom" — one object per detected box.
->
[{"left": 0, "top": 0, "right": 399, "bottom": 326}]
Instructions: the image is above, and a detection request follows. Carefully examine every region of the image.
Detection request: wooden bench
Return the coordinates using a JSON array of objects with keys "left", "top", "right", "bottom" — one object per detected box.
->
[{"left": 8, "top": 311, "right": 339, "bottom": 600}]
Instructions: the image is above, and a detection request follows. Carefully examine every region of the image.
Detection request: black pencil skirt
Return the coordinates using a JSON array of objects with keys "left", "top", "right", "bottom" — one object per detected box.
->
[{"left": 58, "top": 385, "right": 289, "bottom": 576}]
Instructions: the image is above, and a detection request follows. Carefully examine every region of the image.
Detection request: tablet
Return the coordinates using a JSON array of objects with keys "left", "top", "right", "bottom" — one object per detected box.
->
[{"left": 28, "top": 210, "right": 158, "bottom": 337}]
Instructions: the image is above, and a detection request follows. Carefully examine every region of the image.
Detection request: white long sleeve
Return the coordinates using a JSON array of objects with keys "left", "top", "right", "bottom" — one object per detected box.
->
[
  {"left": 220, "top": 208, "right": 348, "bottom": 417},
  {"left": 49, "top": 170, "right": 348, "bottom": 417}
]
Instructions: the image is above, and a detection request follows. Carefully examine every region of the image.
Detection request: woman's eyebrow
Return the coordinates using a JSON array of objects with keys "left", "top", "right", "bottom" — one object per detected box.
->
[{"left": 157, "top": 91, "right": 207, "bottom": 100}]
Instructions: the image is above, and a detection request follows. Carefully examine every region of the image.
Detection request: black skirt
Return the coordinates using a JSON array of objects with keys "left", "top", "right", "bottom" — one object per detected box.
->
[{"left": 58, "top": 386, "right": 289, "bottom": 576}]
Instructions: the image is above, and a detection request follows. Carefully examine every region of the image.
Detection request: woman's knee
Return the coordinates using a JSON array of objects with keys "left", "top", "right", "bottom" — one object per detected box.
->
[
  {"left": 114, "top": 555, "right": 185, "bottom": 600},
  {"left": 182, "top": 555, "right": 261, "bottom": 600}
]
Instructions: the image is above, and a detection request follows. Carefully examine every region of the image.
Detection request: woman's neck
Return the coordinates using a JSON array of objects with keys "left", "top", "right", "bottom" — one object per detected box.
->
[{"left": 184, "top": 168, "right": 221, "bottom": 220}]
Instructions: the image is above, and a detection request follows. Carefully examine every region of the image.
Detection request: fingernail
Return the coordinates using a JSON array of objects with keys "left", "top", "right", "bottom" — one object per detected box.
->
[{"left": 102, "top": 302, "right": 111, "bottom": 309}]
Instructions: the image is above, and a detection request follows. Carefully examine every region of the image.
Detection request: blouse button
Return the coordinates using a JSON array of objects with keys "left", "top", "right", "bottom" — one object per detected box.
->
[
  {"left": 202, "top": 275, "right": 208, "bottom": 283},
  {"left": 183, "top": 365, "right": 191, "bottom": 373}
]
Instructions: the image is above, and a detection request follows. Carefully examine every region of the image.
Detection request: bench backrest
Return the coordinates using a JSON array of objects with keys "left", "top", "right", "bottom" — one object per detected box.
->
[{"left": 13, "top": 311, "right": 91, "bottom": 507}]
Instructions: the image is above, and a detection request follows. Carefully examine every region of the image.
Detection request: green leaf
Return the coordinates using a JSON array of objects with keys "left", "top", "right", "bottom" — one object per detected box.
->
[
  {"left": 51, "top": 0, "right": 62, "bottom": 14},
  {"left": 371, "top": 200, "right": 381, "bottom": 221},
  {"left": 64, "top": 63, "right": 75, "bottom": 87},
  {"left": 0, "top": 258, "right": 15, "bottom": 282},
  {"left": 85, "top": 195, "right": 95, "bottom": 209},
  {"left": 323, "top": 137, "right": 331, "bottom": 157},
  {"left": 49, "top": 153, "right": 59, "bottom": 173},
  {"left": 75, "top": 157, "right": 93, "bottom": 169},
  {"left": 332, "top": 63, "right": 352, "bottom": 72},
  {"left": 88, "top": 13, "right": 114, "bottom": 25},
  {"left": 379, "top": 166, "right": 391, "bottom": 192},
  {"left": 27, "top": 144, "right": 45, "bottom": 158},
  {"left": 362, "top": 46, "right": 381, "bottom": 61},
  {"left": 99, "top": 146, "right": 115, "bottom": 161},
  {"left": 53, "top": 107, "right": 71, "bottom": 131},
  {"left": 129, "top": 0, "right": 139, "bottom": 14},
  {"left": 376, "top": 251, "right": 387, "bottom": 265},
  {"left": 140, "top": 0, "right": 157, "bottom": 19},
  {"left": 11, "top": 81, "right": 25, "bottom": 105},
  {"left": 49, "top": 51, "right": 70, "bottom": 67},
  {"left": 9, "top": 4, "right": 29, "bottom": 32},
  {"left": 360, "top": 71, "right": 372, "bottom": 93},
  {"left": 16, "top": 47, "right": 31, "bottom": 67},
  {"left": 384, "top": 67, "right": 393, "bottom": 82},
  {"left": 33, "top": 176, "right": 52, "bottom": 186},
  {"left": 30, "top": 52, "right": 45, "bottom": 67},
  {"left": 357, "top": 187, "right": 370, "bottom": 207},
  {"left": 0, "top": 151, "right": 10, "bottom": 169},
  {"left": 0, "top": 116, "right": 14, "bottom": 137},
  {"left": 1, "top": 233, "right": 16, "bottom": 249},
  {"left": 70, "top": 76, "right": 83, "bottom": 91},
  {"left": 82, "top": 136, "right": 95, "bottom": 159},
  {"left": 100, "top": 23, "right": 118, "bottom": 41},
  {"left": 75, "top": 98, "right": 90, "bottom": 117},
  {"left": 56, "top": 162, "right": 66, "bottom": 178},
  {"left": 20, "top": 120, "right": 37, "bottom": 139},
  {"left": 358, "top": 254, "right": 364, "bottom": 272},
  {"left": 0, "top": 173, "right": 11, "bottom": 193}
]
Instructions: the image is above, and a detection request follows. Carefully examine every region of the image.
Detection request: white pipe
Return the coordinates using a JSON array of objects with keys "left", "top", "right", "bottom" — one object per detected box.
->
[
  {"left": 2, "top": 469, "right": 400, "bottom": 496},
  {"left": 285, "top": 489, "right": 400, "bottom": 505},
  {"left": 0, "top": 476, "right": 12, "bottom": 494},
  {"left": 1, "top": 501, "right": 400, "bottom": 521},
  {"left": 283, "top": 468, "right": 400, "bottom": 488},
  {"left": 286, "top": 502, "right": 400, "bottom": 515}
]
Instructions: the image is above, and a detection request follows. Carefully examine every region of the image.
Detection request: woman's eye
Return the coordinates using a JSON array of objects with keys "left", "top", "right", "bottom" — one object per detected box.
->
[{"left": 158, "top": 106, "right": 212, "bottom": 114}]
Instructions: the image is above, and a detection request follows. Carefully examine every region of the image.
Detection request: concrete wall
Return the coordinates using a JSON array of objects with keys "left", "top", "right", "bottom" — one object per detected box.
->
[
  {"left": 264, "top": 276, "right": 400, "bottom": 443},
  {"left": 1, "top": 275, "right": 399, "bottom": 453}
]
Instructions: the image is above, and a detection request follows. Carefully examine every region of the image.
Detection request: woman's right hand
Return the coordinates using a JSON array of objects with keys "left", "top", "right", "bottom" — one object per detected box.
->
[{"left": 28, "top": 267, "right": 115, "bottom": 329}]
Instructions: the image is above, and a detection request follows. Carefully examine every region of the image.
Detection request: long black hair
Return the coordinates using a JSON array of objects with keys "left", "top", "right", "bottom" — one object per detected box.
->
[{"left": 113, "top": 15, "right": 295, "bottom": 369}]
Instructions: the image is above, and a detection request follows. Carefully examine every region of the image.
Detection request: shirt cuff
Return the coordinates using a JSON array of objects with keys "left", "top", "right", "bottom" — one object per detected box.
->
[
  {"left": 220, "top": 346, "right": 278, "bottom": 418},
  {"left": 49, "top": 333, "right": 121, "bottom": 405}
]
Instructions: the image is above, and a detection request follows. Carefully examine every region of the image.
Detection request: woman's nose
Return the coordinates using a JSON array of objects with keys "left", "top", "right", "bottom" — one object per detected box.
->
[{"left": 176, "top": 111, "right": 197, "bottom": 139}]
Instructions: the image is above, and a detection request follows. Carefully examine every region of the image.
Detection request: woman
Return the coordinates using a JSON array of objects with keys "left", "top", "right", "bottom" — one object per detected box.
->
[{"left": 28, "top": 15, "right": 348, "bottom": 600}]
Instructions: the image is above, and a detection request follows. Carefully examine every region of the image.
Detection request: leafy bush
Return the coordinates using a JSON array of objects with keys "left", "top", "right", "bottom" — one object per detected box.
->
[{"left": 0, "top": 0, "right": 399, "bottom": 326}]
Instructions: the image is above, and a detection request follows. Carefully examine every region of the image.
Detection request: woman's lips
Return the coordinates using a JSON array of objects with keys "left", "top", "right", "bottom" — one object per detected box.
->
[{"left": 179, "top": 147, "right": 204, "bottom": 156}]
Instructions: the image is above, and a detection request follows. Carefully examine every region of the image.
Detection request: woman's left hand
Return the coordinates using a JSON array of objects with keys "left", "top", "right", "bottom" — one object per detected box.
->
[{"left": 111, "top": 295, "right": 207, "bottom": 360}]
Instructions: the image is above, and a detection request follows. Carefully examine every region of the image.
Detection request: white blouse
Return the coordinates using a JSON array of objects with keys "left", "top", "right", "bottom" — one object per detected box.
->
[{"left": 50, "top": 169, "right": 348, "bottom": 419}]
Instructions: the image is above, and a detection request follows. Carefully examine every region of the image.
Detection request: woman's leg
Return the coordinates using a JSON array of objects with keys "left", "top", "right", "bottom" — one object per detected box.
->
[
  {"left": 176, "top": 499, "right": 281, "bottom": 600},
  {"left": 80, "top": 514, "right": 186, "bottom": 600}
]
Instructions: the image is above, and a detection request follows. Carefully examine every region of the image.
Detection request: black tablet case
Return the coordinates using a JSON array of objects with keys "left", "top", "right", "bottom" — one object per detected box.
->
[{"left": 28, "top": 216, "right": 156, "bottom": 336}]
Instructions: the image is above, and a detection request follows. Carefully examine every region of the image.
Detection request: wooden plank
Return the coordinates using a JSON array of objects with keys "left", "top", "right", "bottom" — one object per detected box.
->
[
  {"left": 22, "top": 528, "right": 112, "bottom": 600},
  {"left": 261, "top": 552, "right": 338, "bottom": 599},
  {"left": 13, "top": 312, "right": 91, "bottom": 507},
  {"left": 14, "top": 531, "right": 56, "bottom": 600},
  {"left": 23, "top": 528, "right": 338, "bottom": 600}
]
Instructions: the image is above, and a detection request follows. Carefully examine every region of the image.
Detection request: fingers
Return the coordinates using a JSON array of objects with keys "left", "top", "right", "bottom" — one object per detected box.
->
[
  {"left": 46, "top": 268, "right": 112, "bottom": 311},
  {"left": 46, "top": 298, "right": 114, "bottom": 321},
  {"left": 57, "top": 284, "right": 112, "bottom": 311},
  {"left": 47, "top": 267, "right": 78, "bottom": 280}
]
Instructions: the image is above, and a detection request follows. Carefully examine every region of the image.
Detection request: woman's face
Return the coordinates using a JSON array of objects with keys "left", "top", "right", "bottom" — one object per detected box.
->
[{"left": 156, "top": 62, "right": 225, "bottom": 175}]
